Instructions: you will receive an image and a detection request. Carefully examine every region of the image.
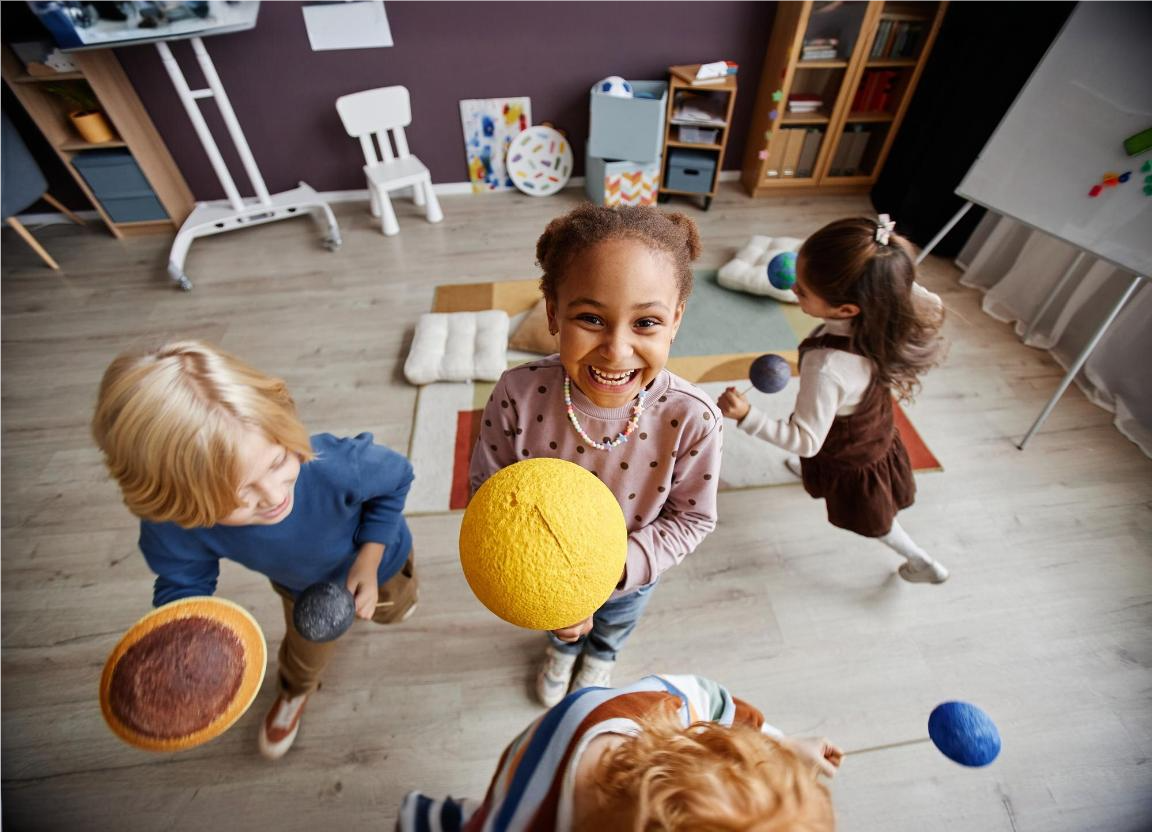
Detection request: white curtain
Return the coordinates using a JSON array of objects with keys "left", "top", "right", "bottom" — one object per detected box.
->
[{"left": 955, "top": 212, "right": 1152, "bottom": 457}]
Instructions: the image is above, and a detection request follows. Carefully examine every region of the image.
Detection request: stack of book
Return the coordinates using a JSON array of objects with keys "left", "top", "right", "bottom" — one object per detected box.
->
[
  {"left": 786, "top": 93, "right": 824, "bottom": 116},
  {"left": 871, "top": 19, "right": 925, "bottom": 59},
  {"left": 851, "top": 70, "right": 899, "bottom": 112},
  {"left": 801, "top": 38, "right": 838, "bottom": 60}
]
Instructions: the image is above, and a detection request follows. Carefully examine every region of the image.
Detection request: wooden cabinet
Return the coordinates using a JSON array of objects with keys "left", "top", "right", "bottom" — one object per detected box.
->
[
  {"left": 2, "top": 44, "right": 193, "bottom": 238},
  {"left": 658, "top": 67, "right": 737, "bottom": 210},
  {"left": 741, "top": 1, "right": 947, "bottom": 196}
]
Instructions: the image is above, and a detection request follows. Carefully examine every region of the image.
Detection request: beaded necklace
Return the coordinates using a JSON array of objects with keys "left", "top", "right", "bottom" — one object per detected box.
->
[{"left": 563, "top": 373, "right": 647, "bottom": 451}]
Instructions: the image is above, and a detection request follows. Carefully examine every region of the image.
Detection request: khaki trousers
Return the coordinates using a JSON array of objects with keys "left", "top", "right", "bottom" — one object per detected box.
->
[{"left": 270, "top": 551, "right": 418, "bottom": 696}]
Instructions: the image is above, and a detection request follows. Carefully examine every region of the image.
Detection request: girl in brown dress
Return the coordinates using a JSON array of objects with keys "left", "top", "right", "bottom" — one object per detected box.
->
[{"left": 719, "top": 215, "right": 950, "bottom": 583}]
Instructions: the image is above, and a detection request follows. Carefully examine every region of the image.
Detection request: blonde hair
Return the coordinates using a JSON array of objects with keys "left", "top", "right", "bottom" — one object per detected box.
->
[
  {"left": 592, "top": 707, "right": 835, "bottom": 831},
  {"left": 91, "top": 340, "right": 314, "bottom": 527}
]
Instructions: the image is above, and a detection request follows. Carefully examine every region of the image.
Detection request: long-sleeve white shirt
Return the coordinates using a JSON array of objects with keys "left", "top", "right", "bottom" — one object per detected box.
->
[{"left": 737, "top": 284, "right": 941, "bottom": 457}]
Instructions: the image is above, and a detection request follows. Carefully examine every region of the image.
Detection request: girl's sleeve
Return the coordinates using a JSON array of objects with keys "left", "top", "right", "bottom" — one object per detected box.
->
[
  {"left": 736, "top": 355, "right": 848, "bottom": 457},
  {"left": 350, "top": 433, "right": 415, "bottom": 546},
  {"left": 139, "top": 523, "right": 221, "bottom": 607},
  {"left": 621, "top": 407, "right": 721, "bottom": 592},
  {"left": 468, "top": 372, "right": 521, "bottom": 497}
]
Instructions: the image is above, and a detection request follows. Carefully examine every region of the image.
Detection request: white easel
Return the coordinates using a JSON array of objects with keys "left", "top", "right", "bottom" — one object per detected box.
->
[
  {"left": 916, "top": 203, "right": 1146, "bottom": 450},
  {"left": 67, "top": 0, "right": 338, "bottom": 290},
  {"left": 913, "top": 4, "right": 1150, "bottom": 450}
]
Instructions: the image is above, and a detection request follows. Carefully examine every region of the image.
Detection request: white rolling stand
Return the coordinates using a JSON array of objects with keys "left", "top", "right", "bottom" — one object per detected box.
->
[
  {"left": 61, "top": 0, "right": 336, "bottom": 290},
  {"left": 156, "top": 36, "right": 340, "bottom": 291}
]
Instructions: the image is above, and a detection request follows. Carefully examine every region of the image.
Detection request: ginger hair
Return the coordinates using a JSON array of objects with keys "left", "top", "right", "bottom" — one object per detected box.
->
[
  {"left": 536, "top": 204, "right": 703, "bottom": 304},
  {"left": 91, "top": 340, "right": 313, "bottom": 528},
  {"left": 798, "top": 217, "right": 945, "bottom": 402},
  {"left": 591, "top": 706, "right": 836, "bottom": 831}
]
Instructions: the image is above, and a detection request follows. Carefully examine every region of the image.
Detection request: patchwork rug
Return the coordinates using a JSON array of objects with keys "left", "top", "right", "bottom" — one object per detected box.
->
[{"left": 406, "top": 273, "right": 940, "bottom": 514}]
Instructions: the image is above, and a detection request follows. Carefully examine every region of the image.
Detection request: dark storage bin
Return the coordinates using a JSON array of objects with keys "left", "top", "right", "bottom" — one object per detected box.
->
[
  {"left": 665, "top": 149, "right": 717, "bottom": 194},
  {"left": 71, "top": 150, "right": 168, "bottom": 222}
]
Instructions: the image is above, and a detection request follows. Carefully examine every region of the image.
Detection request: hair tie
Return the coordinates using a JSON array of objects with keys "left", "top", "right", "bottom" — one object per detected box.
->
[{"left": 875, "top": 214, "right": 895, "bottom": 246}]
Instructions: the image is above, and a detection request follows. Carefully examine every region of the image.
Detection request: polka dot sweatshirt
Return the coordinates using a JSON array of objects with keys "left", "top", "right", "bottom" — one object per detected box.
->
[{"left": 470, "top": 356, "right": 723, "bottom": 596}]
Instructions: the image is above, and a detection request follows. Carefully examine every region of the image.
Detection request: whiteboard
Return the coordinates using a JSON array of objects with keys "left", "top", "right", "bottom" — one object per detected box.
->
[{"left": 956, "top": 2, "right": 1152, "bottom": 276}]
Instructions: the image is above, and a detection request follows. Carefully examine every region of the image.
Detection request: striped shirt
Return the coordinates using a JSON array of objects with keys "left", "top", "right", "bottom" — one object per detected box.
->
[{"left": 395, "top": 675, "right": 781, "bottom": 832}]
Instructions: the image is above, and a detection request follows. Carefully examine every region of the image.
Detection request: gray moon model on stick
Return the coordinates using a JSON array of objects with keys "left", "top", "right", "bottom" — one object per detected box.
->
[
  {"left": 749, "top": 353, "right": 791, "bottom": 394},
  {"left": 293, "top": 581, "right": 356, "bottom": 642}
]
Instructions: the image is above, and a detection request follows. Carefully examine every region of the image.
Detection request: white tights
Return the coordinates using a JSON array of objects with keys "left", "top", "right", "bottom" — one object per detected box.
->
[{"left": 878, "top": 520, "right": 933, "bottom": 567}]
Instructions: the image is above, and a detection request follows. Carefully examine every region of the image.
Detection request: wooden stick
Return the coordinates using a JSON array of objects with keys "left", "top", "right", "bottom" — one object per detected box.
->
[{"left": 845, "top": 737, "right": 932, "bottom": 756}]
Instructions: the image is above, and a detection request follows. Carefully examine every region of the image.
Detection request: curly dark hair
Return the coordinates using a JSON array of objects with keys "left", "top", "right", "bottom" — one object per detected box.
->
[
  {"left": 798, "top": 217, "right": 945, "bottom": 402},
  {"left": 535, "top": 204, "right": 703, "bottom": 303}
]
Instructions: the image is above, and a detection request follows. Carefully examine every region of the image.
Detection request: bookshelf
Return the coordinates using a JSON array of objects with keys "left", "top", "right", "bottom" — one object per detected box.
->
[
  {"left": 1, "top": 43, "right": 193, "bottom": 239},
  {"left": 657, "top": 66, "right": 738, "bottom": 210},
  {"left": 741, "top": 0, "right": 947, "bottom": 196}
]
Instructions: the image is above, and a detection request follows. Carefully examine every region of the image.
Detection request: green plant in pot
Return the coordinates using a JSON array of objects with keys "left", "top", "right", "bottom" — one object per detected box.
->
[{"left": 44, "top": 82, "right": 116, "bottom": 144}]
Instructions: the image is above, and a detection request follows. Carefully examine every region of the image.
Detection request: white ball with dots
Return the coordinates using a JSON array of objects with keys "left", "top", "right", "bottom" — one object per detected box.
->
[{"left": 596, "top": 76, "right": 634, "bottom": 98}]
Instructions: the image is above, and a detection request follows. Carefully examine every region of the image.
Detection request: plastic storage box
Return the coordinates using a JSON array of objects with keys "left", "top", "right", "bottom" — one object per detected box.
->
[
  {"left": 665, "top": 148, "right": 717, "bottom": 194},
  {"left": 71, "top": 150, "right": 168, "bottom": 222},
  {"left": 585, "top": 149, "right": 661, "bottom": 207},
  {"left": 588, "top": 80, "right": 667, "bottom": 164}
]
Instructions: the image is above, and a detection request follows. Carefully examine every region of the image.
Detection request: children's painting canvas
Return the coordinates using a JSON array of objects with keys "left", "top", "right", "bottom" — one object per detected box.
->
[{"left": 459, "top": 97, "right": 531, "bottom": 193}]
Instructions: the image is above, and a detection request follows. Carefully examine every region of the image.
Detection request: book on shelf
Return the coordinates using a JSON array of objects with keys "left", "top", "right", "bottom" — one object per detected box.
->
[
  {"left": 801, "top": 38, "right": 839, "bottom": 60},
  {"left": 763, "top": 130, "right": 788, "bottom": 178},
  {"left": 787, "top": 93, "right": 823, "bottom": 114},
  {"left": 830, "top": 127, "right": 870, "bottom": 176},
  {"left": 795, "top": 129, "right": 823, "bottom": 178},
  {"left": 669, "top": 62, "right": 738, "bottom": 86},
  {"left": 870, "top": 19, "right": 926, "bottom": 59},
  {"left": 852, "top": 69, "right": 898, "bottom": 112},
  {"left": 780, "top": 128, "right": 807, "bottom": 177}
]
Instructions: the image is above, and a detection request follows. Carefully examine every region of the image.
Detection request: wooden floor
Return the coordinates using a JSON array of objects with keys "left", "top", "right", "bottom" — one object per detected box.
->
[{"left": 3, "top": 186, "right": 1150, "bottom": 831}]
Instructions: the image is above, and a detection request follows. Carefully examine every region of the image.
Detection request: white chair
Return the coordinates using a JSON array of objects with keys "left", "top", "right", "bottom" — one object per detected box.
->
[{"left": 335, "top": 86, "right": 443, "bottom": 237}]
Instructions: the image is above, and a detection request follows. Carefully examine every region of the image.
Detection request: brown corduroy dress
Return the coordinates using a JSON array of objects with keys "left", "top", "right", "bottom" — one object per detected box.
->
[{"left": 797, "top": 333, "right": 915, "bottom": 538}]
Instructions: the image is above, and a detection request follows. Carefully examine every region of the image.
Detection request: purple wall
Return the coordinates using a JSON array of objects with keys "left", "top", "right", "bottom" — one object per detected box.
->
[{"left": 110, "top": 2, "right": 776, "bottom": 200}]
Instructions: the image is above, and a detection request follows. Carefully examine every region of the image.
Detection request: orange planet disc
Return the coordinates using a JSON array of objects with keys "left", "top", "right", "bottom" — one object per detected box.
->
[{"left": 99, "top": 596, "right": 267, "bottom": 752}]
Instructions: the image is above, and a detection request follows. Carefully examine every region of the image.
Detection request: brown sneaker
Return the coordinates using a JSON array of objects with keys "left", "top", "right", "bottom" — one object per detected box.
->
[{"left": 258, "top": 692, "right": 308, "bottom": 760}]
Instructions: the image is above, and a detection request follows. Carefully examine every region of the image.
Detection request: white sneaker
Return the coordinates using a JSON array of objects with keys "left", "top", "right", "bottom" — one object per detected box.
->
[
  {"left": 536, "top": 647, "right": 578, "bottom": 707},
  {"left": 571, "top": 655, "right": 615, "bottom": 691},
  {"left": 898, "top": 559, "right": 949, "bottom": 584},
  {"left": 258, "top": 692, "right": 309, "bottom": 760}
]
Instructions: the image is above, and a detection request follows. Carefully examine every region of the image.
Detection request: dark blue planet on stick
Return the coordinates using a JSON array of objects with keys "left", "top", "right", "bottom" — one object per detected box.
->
[
  {"left": 767, "top": 250, "right": 798, "bottom": 291},
  {"left": 928, "top": 701, "right": 1001, "bottom": 767},
  {"left": 293, "top": 581, "right": 356, "bottom": 642},
  {"left": 749, "top": 353, "right": 791, "bottom": 394}
]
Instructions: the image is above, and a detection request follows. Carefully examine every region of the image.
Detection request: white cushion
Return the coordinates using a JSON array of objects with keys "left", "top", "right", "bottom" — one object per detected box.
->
[
  {"left": 404, "top": 310, "right": 510, "bottom": 385},
  {"left": 717, "top": 235, "right": 804, "bottom": 303}
]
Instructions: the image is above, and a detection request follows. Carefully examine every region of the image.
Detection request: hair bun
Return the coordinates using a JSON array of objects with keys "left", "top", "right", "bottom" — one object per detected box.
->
[{"left": 665, "top": 212, "right": 702, "bottom": 262}]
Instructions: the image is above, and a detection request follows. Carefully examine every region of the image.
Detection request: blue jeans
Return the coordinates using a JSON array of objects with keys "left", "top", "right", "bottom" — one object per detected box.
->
[{"left": 548, "top": 581, "right": 658, "bottom": 661}]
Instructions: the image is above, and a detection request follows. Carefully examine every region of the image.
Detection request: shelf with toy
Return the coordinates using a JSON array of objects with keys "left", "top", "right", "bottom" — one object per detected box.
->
[{"left": 659, "top": 66, "right": 738, "bottom": 210}]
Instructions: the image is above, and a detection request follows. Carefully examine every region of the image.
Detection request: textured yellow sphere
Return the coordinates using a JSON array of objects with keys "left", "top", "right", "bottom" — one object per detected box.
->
[{"left": 460, "top": 458, "right": 628, "bottom": 630}]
